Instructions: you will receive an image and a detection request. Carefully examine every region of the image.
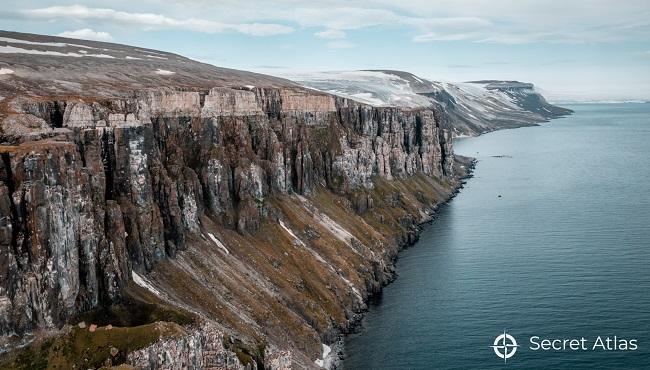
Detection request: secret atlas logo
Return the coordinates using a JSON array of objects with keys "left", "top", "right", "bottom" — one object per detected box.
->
[
  {"left": 492, "top": 331, "right": 519, "bottom": 363},
  {"left": 490, "top": 331, "right": 639, "bottom": 363}
]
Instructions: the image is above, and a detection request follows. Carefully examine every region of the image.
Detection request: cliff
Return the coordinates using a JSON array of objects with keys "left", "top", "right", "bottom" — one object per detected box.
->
[
  {"left": 0, "top": 31, "right": 465, "bottom": 369},
  {"left": 284, "top": 70, "right": 573, "bottom": 137}
]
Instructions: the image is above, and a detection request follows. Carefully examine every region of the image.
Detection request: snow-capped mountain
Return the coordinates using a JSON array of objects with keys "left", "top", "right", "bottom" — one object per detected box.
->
[{"left": 285, "top": 70, "right": 572, "bottom": 136}]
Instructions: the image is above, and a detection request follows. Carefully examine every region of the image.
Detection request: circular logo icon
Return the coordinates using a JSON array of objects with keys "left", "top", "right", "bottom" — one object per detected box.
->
[{"left": 492, "top": 331, "right": 519, "bottom": 363}]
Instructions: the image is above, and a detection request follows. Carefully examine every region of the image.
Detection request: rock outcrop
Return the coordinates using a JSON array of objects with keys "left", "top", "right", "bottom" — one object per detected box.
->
[{"left": 127, "top": 323, "right": 250, "bottom": 370}]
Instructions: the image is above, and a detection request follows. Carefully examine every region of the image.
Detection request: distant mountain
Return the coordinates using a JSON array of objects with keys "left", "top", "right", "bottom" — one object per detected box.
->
[{"left": 285, "top": 70, "right": 573, "bottom": 136}]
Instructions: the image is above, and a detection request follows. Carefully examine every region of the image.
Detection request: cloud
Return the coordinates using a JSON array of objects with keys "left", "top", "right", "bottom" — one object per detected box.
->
[
  {"left": 292, "top": 7, "right": 401, "bottom": 30},
  {"left": 314, "top": 29, "right": 346, "bottom": 39},
  {"left": 17, "top": 1, "right": 650, "bottom": 44},
  {"left": 300, "top": 9, "right": 498, "bottom": 43},
  {"left": 23, "top": 5, "right": 293, "bottom": 36},
  {"left": 164, "top": 0, "right": 650, "bottom": 44},
  {"left": 414, "top": 32, "right": 477, "bottom": 42},
  {"left": 445, "top": 64, "right": 476, "bottom": 69},
  {"left": 326, "top": 40, "right": 356, "bottom": 49},
  {"left": 57, "top": 28, "right": 114, "bottom": 42},
  {"left": 408, "top": 16, "right": 492, "bottom": 30}
]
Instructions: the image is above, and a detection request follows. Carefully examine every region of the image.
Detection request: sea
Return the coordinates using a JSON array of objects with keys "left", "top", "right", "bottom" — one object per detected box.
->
[{"left": 343, "top": 103, "right": 650, "bottom": 369}]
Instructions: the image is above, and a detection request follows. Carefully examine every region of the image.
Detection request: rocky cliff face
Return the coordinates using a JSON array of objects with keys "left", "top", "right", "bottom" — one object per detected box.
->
[
  {"left": 466, "top": 80, "right": 573, "bottom": 118},
  {"left": 0, "top": 31, "right": 462, "bottom": 369},
  {"left": 0, "top": 85, "right": 453, "bottom": 330},
  {"left": 283, "top": 70, "right": 573, "bottom": 137}
]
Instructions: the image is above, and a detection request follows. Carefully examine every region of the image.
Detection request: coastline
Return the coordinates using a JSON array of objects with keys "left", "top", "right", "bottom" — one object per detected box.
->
[
  {"left": 334, "top": 104, "right": 650, "bottom": 369},
  {"left": 330, "top": 155, "right": 477, "bottom": 369},
  {"left": 332, "top": 111, "right": 573, "bottom": 369},
  {"left": 0, "top": 22, "right": 636, "bottom": 369}
]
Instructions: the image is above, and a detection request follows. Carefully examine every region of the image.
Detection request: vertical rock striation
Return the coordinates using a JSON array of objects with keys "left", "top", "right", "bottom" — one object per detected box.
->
[
  {"left": 0, "top": 87, "right": 454, "bottom": 338},
  {"left": 0, "top": 31, "right": 482, "bottom": 368}
]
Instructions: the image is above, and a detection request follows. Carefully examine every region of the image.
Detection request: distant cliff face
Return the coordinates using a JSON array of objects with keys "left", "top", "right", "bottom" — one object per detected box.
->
[
  {"left": 284, "top": 70, "right": 573, "bottom": 137},
  {"left": 0, "top": 32, "right": 462, "bottom": 369},
  {"left": 464, "top": 80, "right": 573, "bottom": 119}
]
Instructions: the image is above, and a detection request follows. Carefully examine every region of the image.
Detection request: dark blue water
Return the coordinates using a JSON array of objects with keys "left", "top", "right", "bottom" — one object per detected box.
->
[{"left": 344, "top": 104, "right": 650, "bottom": 369}]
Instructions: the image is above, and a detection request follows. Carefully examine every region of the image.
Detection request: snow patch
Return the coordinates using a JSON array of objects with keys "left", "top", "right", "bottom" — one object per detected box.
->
[
  {"left": 293, "top": 196, "right": 364, "bottom": 302},
  {"left": 348, "top": 92, "right": 386, "bottom": 106},
  {"left": 284, "top": 70, "right": 433, "bottom": 108},
  {"left": 0, "top": 45, "right": 114, "bottom": 58},
  {"left": 279, "top": 218, "right": 361, "bottom": 301},
  {"left": 340, "top": 275, "right": 363, "bottom": 302},
  {"left": 0, "top": 68, "right": 14, "bottom": 75},
  {"left": 154, "top": 69, "right": 175, "bottom": 75},
  {"left": 0, "top": 36, "right": 95, "bottom": 49},
  {"left": 322, "top": 344, "right": 331, "bottom": 358},
  {"left": 125, "top": 56, "right": 142, "bottom": 60},
  {"left": 131, "top": 271, "right": 163, "bottom": 297},
  {"left": 315, "top": 343, "right": 333, "bottom": 368},
  {"left": 207, "top": 232, "right": 230, "bottom": 254},
  {"left": 279, "top": 220, "right": 305, "bottom": 247},
  {"left": 296, "top": 195, "right": 355, "bottom": 246}
]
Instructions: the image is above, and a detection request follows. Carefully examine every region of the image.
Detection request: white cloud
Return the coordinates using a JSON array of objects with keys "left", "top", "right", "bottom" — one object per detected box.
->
[
  {"left": 23, "top": 5, "right": 293, "bottom": 36},
  {"left": 57, "top": 28, "right": 114, "bottom": 42},
  {"left": 407, "top": 16, "right": 492, "bottom": 30},
  {"left": 291, "top": 7, "right": 401, "bottom": 30},
  {"left": 17, "top": 1, "right": 650, "bottom": 44},
  {"left": 315, "top": 29, "right": 346, "bottom": 39},
  {"left": 326, "top": 40, "right": 356, "bottom": 49},
  {"left": 414, "top": 31, "right": 485, "bottom": 43},
  {"left": 159, "top": 0, "right": 650, "bottom": 44}
]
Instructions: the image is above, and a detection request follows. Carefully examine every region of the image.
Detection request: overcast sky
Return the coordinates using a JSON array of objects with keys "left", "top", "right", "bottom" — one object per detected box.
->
[{"left": 2, "top": 0, "right": 650, "bottom": 101}]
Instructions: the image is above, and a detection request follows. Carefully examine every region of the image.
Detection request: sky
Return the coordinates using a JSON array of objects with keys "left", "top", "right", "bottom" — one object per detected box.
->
[{"left": 1, "top": 0, "right": 649, "bottom": 101}]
